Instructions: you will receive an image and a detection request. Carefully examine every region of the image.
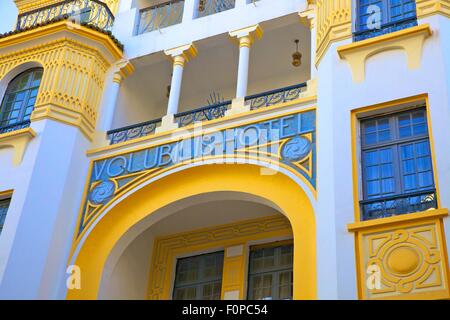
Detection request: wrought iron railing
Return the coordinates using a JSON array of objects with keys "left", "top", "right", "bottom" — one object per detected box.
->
[
  {"left": 353, "top": 17, "right": 418, "bottom": 42},
  {"left": 245, "top": 83, "right": 308, "bottom": 110},
  {"left": 137, "top": 0, "right": 184, "bottom": 35},
  {"left": 360, "top": 189, "right": 437, "bottom": 221},
  {"left": 196, "top": 0, "right": 236, "bottom": 18},
  {"left": 0, "top": 121, "right": 31, "bottom": 135},
  {"left": 16, "top": 0, "right": 115, "bottom": 31},
  {"left": 175, "top": 100, "right": 231, "bottom": 127},
  {"left": 107, "top": 82, "right": 308, "bottom": 144},
  {"left": 107, "top": 118, "right": 162, "bottom": 145}
]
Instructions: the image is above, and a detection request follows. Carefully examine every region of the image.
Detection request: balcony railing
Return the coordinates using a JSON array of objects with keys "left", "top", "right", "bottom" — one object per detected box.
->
[
  {"left": 245, "top": 83, "right": 307, "bottom": 110},
  {"left": 16, "top": 0, "right": 115, "bottom": 31},
  {"left": 175, "top": 100, "right": 231, "bottom": 127},
  {"left": 137, "top": 0, "right": 184, "bottom": 35},
  {"left": 107, "top": 83, "right": 307, "bottom": 145},
  {"left": 0, "top": 120, "right": 31, "bottom": 135},
  {"left": 196, "top": 0, "right": 236, "bottom": 18},
  {"left": 360, "top": 189, "right": 437, "bottom": 221},
  {"left": 353, "top": 17, "right": 418, "bottom": 42}
]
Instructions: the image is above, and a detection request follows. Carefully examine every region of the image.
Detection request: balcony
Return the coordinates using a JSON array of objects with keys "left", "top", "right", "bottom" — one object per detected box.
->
[
  {"left": 136, "top": 0, "right": 238, "bottom": 35},
  {"left": 15, "top": 0, "right": 115, "bottom": 31},
  {"left": 196, "top": 0, "right": 236, "bottom": 18},
  {"left": 108, "top": 12, "right": 312, "bottom": 146},
  {"left": 137, "top": 0, "right": 185, "bottom": 35},
  {"left": 360, "top": 189, "right": 437, "bottom": 221},
  {"left": 107, "top": 83, "right": 308, "bottom": 144}
]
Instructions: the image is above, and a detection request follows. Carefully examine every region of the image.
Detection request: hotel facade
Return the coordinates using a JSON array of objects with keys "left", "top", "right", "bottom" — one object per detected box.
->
[{"left": 0, "top": 0, "right": 449, "bottom": 300}]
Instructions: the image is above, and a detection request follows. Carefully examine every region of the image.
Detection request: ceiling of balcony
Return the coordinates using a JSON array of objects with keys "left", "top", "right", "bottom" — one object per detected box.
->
[{"left": 113, "top": 13, "right": 311, "bottom": 128}]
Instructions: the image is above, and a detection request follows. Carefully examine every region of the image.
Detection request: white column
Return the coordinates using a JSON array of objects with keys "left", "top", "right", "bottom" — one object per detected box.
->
[
  {"left": 99, "top": 75, "right": 121, "bottom": 131},
  {"left": 118, "top": 0, "right": 133, "bottom": 13},
  {"left": 167, "top": 55, "right": 185, "bottom": 115},
  {"left": 94, "top": 60, "right": 134, "bottom": 146},
  {"left": 156, "top": 43, "right": 197, "bottom": 133},
  {"left": 299, "top": 4, "right": 317, "bottom": 78},
  {"left": 236, "top": 38, "right": 251, "bottom": 99},
  {"left": 182, "top": 0, "right": 197, "bottom": 22},
  {"left": 227, "top": 25, "right": 263, "bottom": 116},
  {"left": 235, "top": 0, "right": 248, "bottom": 9}
]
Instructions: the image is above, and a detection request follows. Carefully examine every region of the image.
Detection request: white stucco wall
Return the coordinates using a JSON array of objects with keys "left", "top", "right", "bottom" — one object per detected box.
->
[{"left": 316, "top": 14, "right": 450, "bottom": 299}]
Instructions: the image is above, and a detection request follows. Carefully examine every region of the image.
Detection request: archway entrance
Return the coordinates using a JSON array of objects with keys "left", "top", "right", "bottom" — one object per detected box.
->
[{"left": 67, "top": 163, "right": 316, "bottom": 299}]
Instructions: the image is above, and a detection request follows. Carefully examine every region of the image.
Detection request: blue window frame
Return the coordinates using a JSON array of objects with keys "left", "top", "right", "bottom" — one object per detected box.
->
[
  {"left": 360, "top": 108, "right": 437, "bottom": 220},
  {"left": 173, "top": 251, "right": 224, "bottom": 300},
  {"left": 0, "top": 68, "right": 43, "bottom": 134},
  {"left": 0, "top": 198, "right": 11, "bottom": 234},
  {"left": 354, "top": 0, "right": 418, "bottom": 41}
]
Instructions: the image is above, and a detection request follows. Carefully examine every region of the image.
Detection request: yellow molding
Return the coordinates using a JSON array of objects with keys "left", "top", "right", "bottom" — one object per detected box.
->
[
  {"left": 353, "top": 215, "right": 450, "bottom": 300},
  {"left": 337, "top": 24, "right": 432, "bottom": 83},
  {"left": 164, "top": 43, "right": 198, "bottom": 63},
  {"left": 0, "top": 128, "right": 36, "bottom": 166},
  {"left": 348, "top": 208, "right": 449, "bottom": 232},
  {"left": 315, "top": 0, "right": 352, "bottom": 66},
  {"left": 88, "top": 96, "right": 317, "bottom": 155},
  {"left": 229, "top": 24, "right": 263, "bottom": 48},
  {"left": 0, "top": 20, "right": 123, "bottom": 60},
  {"left": 147, "top": 215, "right": 292, "bottom": 300},
  {"left": 222, "top": 244, "right": 247, "bottom": 300},
  {"left": 31, "top": 103, "right": 96, "bottom": 140},
  {"left": 0, "top": 189, "right": 14, "bottom": 199},
  {"left": 0, "top": 23, "right": 125, "bottom": 141},
  {"left": 298, "top": 1, "right": 316, "bottom": 31},
  {"left": 416, "top": 0, "right": 450, "bottom": 18},
  {"left": 14, "top": 0, "right": 120, "bottom": 15}
]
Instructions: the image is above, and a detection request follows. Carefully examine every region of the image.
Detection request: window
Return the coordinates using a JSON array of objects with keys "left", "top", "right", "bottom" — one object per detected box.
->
[
  {"left": 173, "top": 251, "right": 224, "bottom": 300},
  {"left": 247, "top": 243, "right": 293, "bottom": 300},
  {"left": 196, "top": 0, "right": 236, "bottom": 18},
  {"left": 0, "top": 198, "right": 11, "bottom": 234},
  {"left": 355, "top": 0, "right": 417, "bottom": 41},
  {"left": 0, "top": 68, "right": 43, "bottom": 133},
  {"left": 360, "top": 107, "right": 437, "bottom": 220}
]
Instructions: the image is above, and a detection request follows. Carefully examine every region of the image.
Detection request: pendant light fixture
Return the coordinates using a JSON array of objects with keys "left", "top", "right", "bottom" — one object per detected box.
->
[{"left": 292, "top": 39, "right": 302, "bottom": 67}]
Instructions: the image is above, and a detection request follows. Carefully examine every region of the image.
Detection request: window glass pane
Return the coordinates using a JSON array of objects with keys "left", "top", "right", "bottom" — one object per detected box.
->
[
  {"left": 400, "top": 141, "right": 433, "bottom": 192},
  {"left": 278, "top": 271, "right": 293, "bottom": 300},
  {"left": 0, "top": 199, "right": 11, "bottom": 234},
  {"left": 0, "top": 69, "right": 43, "bottom": 129},
  {"left": 248, "top": 244, "right": 293, "bottom": 300},
  {"left": 358, "top": 0, "right": 384, "bottom": 31},
  {"left": 202, "top": 282, "right": 221, "bottom": 300},
  {"left": 363, "top": 147, "right": 394, "bottom": 199},
  {"left": 360, "top": 107, "right": 436, "bottom": 221},
  {"left": 389, "top": 0, "right": 417, "bottom": 21},
  {"left": 173, "top": 251, "right": 224, "bottom": 300},
  {"left": 363, "top": 117, "right": 392, "bottom": 145}
]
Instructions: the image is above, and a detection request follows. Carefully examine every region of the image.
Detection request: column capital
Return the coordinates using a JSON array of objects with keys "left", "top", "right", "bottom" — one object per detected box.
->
[
  {"left": 229, "top": 24, "right": 263, "bottom": 48},
  {"left": 299, "top": 1, "right": 316, "bottom": 30},
  {"left": 164, "top": 43, "right": 198, "bottom": 64},
  {"left": 113, "top": 59, "right": 135, "bottom": 84}
]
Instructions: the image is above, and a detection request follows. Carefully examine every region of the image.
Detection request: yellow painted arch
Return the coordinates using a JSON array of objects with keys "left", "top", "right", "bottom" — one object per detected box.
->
[{"left": 67, "top": 163, "right": 317, "bottom": 299}]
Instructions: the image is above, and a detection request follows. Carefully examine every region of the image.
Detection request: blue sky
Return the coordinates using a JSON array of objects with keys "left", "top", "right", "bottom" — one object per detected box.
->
[{"left": 0, "top": 1, "right": 18, "bottom": 34}]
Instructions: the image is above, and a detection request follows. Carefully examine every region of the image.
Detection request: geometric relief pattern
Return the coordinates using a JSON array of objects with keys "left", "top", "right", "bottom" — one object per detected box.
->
[
  {"left": 78, "top": 109, "right": 316, "bottom": 238},
  {"left": 147, "top": 215, "right": 292, "bottom": 300},
  {"left": 0, "top": 28, "right": 116, "bottom": 139},
  {"left": 361, "top": 220, "right": 450, "bottom": 299}
]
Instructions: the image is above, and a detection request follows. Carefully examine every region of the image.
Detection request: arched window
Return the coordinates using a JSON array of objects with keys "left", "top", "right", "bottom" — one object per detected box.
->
[{"left": 0, "top": 68, "right": 43, "bottom": 131}]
